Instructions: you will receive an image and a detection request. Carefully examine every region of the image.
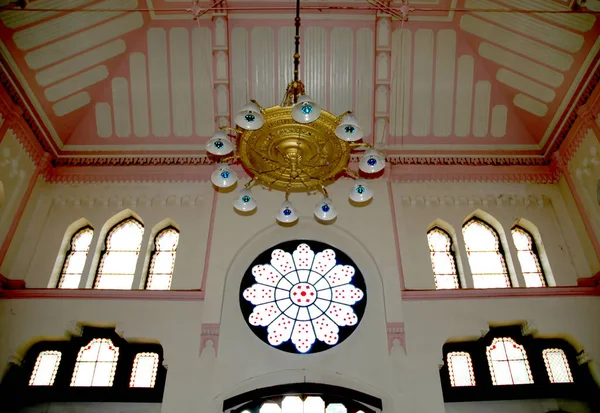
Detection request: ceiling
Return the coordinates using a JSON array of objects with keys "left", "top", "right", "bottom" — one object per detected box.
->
[{"left": 0, "top": 0, "right": 598, "bottom": 162}]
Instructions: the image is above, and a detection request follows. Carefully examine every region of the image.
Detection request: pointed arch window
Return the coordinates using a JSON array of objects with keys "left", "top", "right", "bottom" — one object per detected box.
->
[
  {"left": 463, "top": 219, "right": 510, "bottom": 288},
  {"left": 146, "top": 227, "right": 179, "bottom": 290},
  {"left": 511, "top": 226, "right": 546, "bottom": 287},
  {"left": 427, "top": 227, "right": 460, "bottom": 289},
  {"left": 57, "top": 227, "right": 93, "bottom": 289},
  {"left": 129, "top": 352, "right": 159, "bottom": 388},
  {"left": 71, "top": 338, "right": 119, "bottom": 387},
  {"left": 94, "top": 218, "right": 144, "bottom": 290},
  {"left": 447, "top": 351, "right": 475, "bottom": 387},
  {"left": 487, "top": 337, "right": 533, "bottom": 385},
  {"left": 29, "top": 351, "right": 61, "bottom": 386},
  {"left": 543, "top": 348, "right": 573, "bottom": 383}
]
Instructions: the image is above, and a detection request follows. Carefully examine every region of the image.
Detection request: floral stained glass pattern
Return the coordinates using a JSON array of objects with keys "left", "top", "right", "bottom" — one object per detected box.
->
[
  {"left": 512, "top": 227, "right": 546, "bottom": 287},
  {"left": 71, "top": 338, "right": 119, "bottom": 387},
  {"left": 447, "top": 351, "right": 476, "bottom": 387},
  {"left": 146, "top": 227, "right": 179, "bottom": 290},
  {"left": 543, "top": 349, "right": 573, "bottom": 383},
  {"left": 94, "top": 218, "right": 144, "bottom": 290},
  {"left": 427, "top": 228, "right": 460, "bottom": 289},
  {"left": 29, "top": 351, "right": 61, "bottom": 386},
  {"left": 129, "top": 352, "right": 159, "bottom": 388},
  {"left": 463, "top": 219, "right": 510, "bottom": 289},
  {"left": 58, "top": 227, "right": 93, "bottom": 289},
  {"left": 487, "top": 337, "right": 533, "bottom": 385},
  {"left": 240, "top": 241, "right": 366, "bottom": 354}
]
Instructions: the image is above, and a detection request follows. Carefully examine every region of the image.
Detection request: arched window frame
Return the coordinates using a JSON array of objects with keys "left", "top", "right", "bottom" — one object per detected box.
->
[
  {"left": 71, "top": 338, "right": 120, "bottom": 387},
  {"left": 427, "top": 226, "right": 461, "bottom": 289},
  {"left": 511, "top": 225, "right": 547, "bottom": 288},
  {"left": 56, "top": 226, "right": 94, "bottom": 289},
  {"left": 447, "top": 351, "right": 475, "bottom": 387},
  {"left": 94, "top": 217, "right": 144, "bottom": 290},
  {"left": 462, "top": 218, "right": 511, "bottom": 289},
  {"left": 486, "top": 337, "right": 533, "bottom": 386},
  {"left": 440, "top": 325, "right": 590, "bottom": 403},
  {"left": 224, "top": 383, "right": 382, "bottom": 413},
  {"left": 129, "top": 352, "right": 160, "bottom": 388},
  {"left": 145, "top": 226, "right": 180, "bottom": 290},
  {"left": 29, "top": 350, "right": 62, "bottom": 386},
  {"left": 543, "top": 348, "right": 573, "bottom": 383}
]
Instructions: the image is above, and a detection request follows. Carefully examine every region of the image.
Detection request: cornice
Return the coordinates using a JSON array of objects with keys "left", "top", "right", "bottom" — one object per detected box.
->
[
  {"left": 396, "top": 194, "right": 548, "bottom": 209},
  {"left": 547, "top": 66, "right": 600, "bottom": 157},
  {"left": 0, "top": 62, "right": 598, "bottom": 184}
]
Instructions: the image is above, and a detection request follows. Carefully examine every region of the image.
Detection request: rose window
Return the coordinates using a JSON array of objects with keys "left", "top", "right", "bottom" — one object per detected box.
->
[{"left": 240, "top": 241, "right": 366, "bottom": 354}]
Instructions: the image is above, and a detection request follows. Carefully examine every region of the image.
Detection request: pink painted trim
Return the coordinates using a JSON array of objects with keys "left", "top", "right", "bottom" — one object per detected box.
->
[
  {"left": 0, "top": 153, "right": 50, "bottom": 267},
  {"left": 577, "top": 271, "right": 600, "bottom": 287},
  {"left": 199, "top": 322, "right": 220, "bottom": 357},
  {"left": 0, "top": 273, "right": 25, "bottom": 290},
  {"left": 200, "top": 190, "right": 218, "bottom": 292},
  {"left": 387, "top": 181, "right": 405, "bottom": 290},
  {"left": 0, "top": 288, "right": 204, "bottom": 300},
  {"left": 48, "top": 164, "right": 214, "bottom": 183},
  {"left": 401, "top": 286, "right": 600, "bottom": 301}
]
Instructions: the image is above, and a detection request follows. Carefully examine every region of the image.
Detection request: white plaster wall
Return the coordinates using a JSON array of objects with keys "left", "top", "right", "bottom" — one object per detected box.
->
[
  {"left": 8, "top": 182, "right": 213, "bottom": 289},
  {"left": 1, "top": 179, "right": 600, "bottom": 413},
  {"left": 446, "top": 399, "right": 590, "bottom": 413},
  {"left": 392, "top": 182, "right": 590, "bottom": 288},
  {"left": 0, "top": 129, "right": 35, "bottom": 274},
  {"left": 568, "top": 128, "right": 600, "bottom": 274}
]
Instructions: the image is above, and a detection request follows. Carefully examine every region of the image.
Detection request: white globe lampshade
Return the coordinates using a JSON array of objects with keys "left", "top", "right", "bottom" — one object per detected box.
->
[
  {"left": 349, "top": 179, "right": 373, "bottom": 203},
  {"left": 233, "top": 188, "right": 257, "bottom": 212},
  {"left": 211, "top": 165, "right": 237, "bottom": 188},
  {"left": 234, "top": 102, "right": 265, "bottom": 130},
  {"left": 314, "top": 197, "right": 337, "bottom": 222},
  {"left": 335, "top": 115, "right": 364, "bottom": 142},
  {"left": 291, "top": 95, "right": 321, "bottom": 124},
  {"left": 276, "top": 200, "right": 299, "bottom": 224},
  {"left": 206, "top": 130, "right": 234, "bottom": 156},
  {"left": 359, "top": 149, "right": 386, "bottom": 174}
]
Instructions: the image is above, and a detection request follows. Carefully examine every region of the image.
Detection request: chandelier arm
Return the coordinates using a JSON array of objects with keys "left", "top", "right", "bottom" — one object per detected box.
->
[
  {"left": 320, "top": 184, "right": 329, "bottom": 198},
  {"left": 336, "top": 110, "right": 352, "bottom": 121},
  {"left": 219, "top": 155, "right": 239, "bottom": 163},
  {"left": 250, "top": 99, "right": 265, "bottom": 112},
  {"left": 343, "top": 167, "right": 361, "bottom": 178},
  {"left": 219, "top": 126, "right": 240, "bottom": 135},
  {"left": 349, "top": 142, "right": 374, "bottom": 150}
]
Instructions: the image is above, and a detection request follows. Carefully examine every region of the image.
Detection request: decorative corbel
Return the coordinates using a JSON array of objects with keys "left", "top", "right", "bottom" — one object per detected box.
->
[{"left": 387, "top": 322, "right": 406, "bottom": 355}]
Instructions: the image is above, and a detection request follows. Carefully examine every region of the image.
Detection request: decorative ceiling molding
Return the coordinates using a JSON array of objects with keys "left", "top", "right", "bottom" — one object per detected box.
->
[{"left": 0, "top": 54, "right": 598, "bottom": 184}]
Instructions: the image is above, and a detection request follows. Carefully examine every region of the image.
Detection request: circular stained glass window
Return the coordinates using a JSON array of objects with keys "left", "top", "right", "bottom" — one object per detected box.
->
[{"left": 240, "top": 240, "right": 367, "bottom": 354}]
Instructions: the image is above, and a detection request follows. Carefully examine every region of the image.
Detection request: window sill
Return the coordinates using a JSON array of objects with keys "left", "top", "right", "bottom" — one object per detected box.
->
[
  {"left": 0, "top": 288, "right": 204, "bottom": 300},
  {"left": 402, "top": 285, "right": 600, "bottom": 300}
]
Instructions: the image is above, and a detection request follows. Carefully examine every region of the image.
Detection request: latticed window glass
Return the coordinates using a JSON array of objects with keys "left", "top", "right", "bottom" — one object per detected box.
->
[
  {"left": 463, "top": 219, "right": 510, "bottom": 288},
  {"left": 146, "top": 227, "right": 179, "bottom": 290},
  {"left": 242, "top": 394, "right": 367, "bottom": 413},
  {"left": 447, "top": 351, "right": 476, "bottom": 387},
  {"left": 129, "top": 352, "right": 159, "bottom": 388},
  {"left": 94, "top": 218, "right": 144, "bottom": 289},
  {"left": 511, "top": 227, "right": 546, "bottom": 287},
  {"left": 427, "top": 227, "right": 460, "bottom": 289},
  {"left": 487, "top": 337, "right": 533, "bottom": 385},
  {"left": 57, "top": 227, "right": 93, "bottom": 289},
  {"left": 543, "top": 348, "right": 573, "bottom": 383},
  {"left": 29, "top": 351, "right": 61, "bottom": 386},
  {"left": 71, "top": 338, "right": 119, "bottom": 387}
]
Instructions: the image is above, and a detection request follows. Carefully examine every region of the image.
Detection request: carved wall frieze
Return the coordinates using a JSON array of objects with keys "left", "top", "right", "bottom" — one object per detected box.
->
[
  {"left": 53, "top": 156, "right": 213, "bottom": 167},
  {"left": 51, "top": 194, "right": 205, "bottom": 208},
  {"left": 384, "top": 155, "right": 548, "bottom": 167},
  {"left": 397, "top": 194, "right": 549, "bottom": 209}
]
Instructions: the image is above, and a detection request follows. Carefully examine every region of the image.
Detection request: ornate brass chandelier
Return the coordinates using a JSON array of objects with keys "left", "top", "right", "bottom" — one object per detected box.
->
[{"left": 206, "top": 0, "right": 386, "bottom": 224}]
